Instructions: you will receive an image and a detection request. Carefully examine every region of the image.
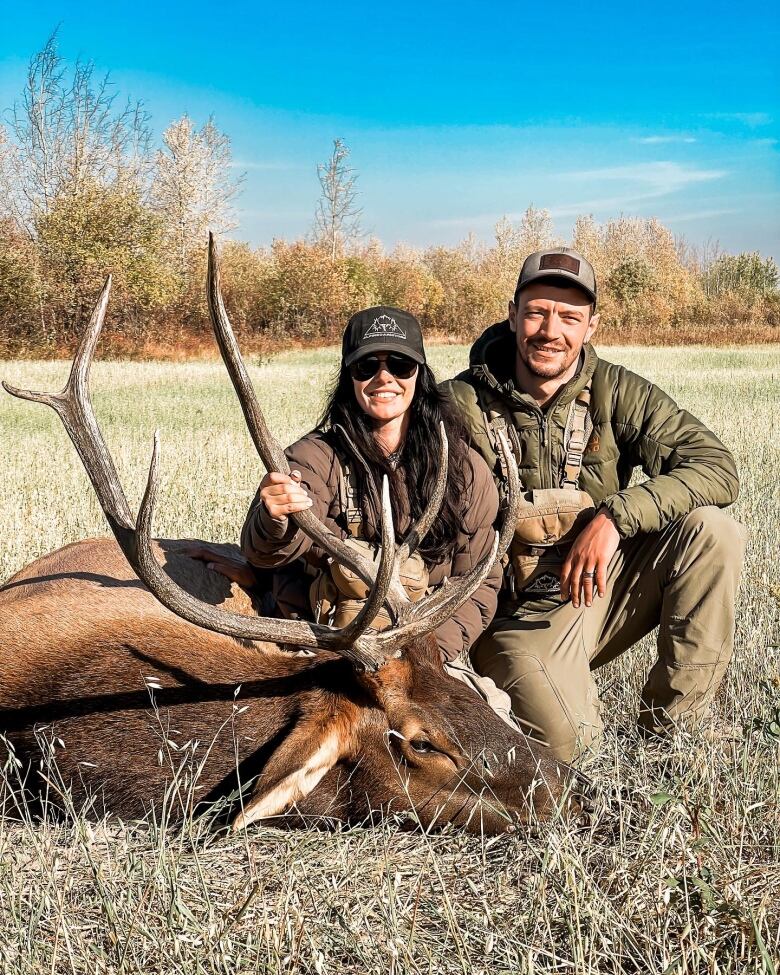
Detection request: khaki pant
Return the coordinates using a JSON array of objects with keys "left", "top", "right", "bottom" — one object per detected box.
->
[
  {"left": 471, "top": 507, "right": 747, "bottom": 762},
  {"left": 444, "top": 658, "right": 518, "bottom": 730}
]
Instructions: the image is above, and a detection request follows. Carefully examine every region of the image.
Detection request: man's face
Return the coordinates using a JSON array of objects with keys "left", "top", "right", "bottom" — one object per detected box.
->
[{"left": 509, "top": 282, "right": 599, "bottom": 380}]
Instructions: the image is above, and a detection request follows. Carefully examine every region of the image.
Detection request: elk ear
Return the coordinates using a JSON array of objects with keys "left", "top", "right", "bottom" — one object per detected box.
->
[{"left": 231, "top": 717, "right": 349, "bottom": 831}]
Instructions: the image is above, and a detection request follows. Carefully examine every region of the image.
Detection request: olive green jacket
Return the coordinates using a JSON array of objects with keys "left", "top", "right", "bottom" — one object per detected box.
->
[{"left": 442, "top": 321, "right": 739, "bottom": 539}]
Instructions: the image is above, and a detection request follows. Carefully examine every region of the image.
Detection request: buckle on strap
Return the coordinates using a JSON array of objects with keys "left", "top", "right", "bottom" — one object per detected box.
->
[{"left": 561, "top": 384, "right": 592, "bottom": 490}]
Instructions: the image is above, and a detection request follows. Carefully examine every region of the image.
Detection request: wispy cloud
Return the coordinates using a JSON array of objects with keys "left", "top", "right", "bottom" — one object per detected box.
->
[
  {"left": 659, "top": 208, "right": 740, "bottom": 223},
  {"left": 428, "top": 163, "right": 730, "bottom": 228},
  {"left": 633, "top": 135, "right": 697, "bottom": 144},
  {"left": 704, "top": 111, "right": 772, "bottom": 127},
  {"left": 428, "top": 214, "right": 503, "bottom": 228},
  {"left": 560, "top": 161, "right": 727, "bottom": 192},
  {"left": 546, "top": 198, "right": 642, "bottom": 218},
  {"left": 544, "top": 163, "right": 728, "bottom": 219}
]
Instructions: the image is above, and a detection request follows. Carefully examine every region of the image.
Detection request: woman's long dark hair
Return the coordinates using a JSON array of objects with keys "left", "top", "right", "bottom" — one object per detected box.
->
[{"left": 318, "top": 360, "right": 471, "bottom": 566}]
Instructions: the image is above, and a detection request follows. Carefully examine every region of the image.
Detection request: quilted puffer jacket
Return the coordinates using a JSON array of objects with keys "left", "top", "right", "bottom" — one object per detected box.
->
[{"left": 442, "top": 321, "right": 739, "bottom": 539}]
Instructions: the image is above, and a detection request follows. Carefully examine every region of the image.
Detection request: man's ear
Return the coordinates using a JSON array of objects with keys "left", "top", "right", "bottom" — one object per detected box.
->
[
  {"left": 508, "top": 300, "right": 518, "bottom": 334},
  {"left": 585, "top": 311, "right": 600, "bottom": 344}
]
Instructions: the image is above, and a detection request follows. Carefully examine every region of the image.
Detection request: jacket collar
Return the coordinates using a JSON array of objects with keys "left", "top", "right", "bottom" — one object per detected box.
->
[{"left": 468, "top": 320, "right": 598, "bottom": 413}]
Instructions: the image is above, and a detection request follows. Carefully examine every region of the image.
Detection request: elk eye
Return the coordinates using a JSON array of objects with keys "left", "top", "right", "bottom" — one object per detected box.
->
[{"left": 409, "top": 739, "right": 433, "bottom": 754}]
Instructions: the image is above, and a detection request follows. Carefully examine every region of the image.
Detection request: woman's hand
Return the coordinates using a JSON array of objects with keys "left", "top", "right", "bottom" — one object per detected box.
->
[
  {"left": 259, "top": 470, "right": 314, "bottom": 521},
  {"left": 180, "top": 543, "right": 257, "bottom": 588}
]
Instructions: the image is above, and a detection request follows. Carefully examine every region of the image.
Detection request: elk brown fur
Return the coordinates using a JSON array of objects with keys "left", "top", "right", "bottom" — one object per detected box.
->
[{"left": 0, "top": 538, "right": 573, "bottom": 832}]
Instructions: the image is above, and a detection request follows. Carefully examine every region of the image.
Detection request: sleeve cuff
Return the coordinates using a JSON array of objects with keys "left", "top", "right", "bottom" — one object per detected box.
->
[
  {"left": 256, "top": 501, "right": 297, "bottom": 542},
  {"left": 599, "top": 497, "right": 636, "bottom": 539}
]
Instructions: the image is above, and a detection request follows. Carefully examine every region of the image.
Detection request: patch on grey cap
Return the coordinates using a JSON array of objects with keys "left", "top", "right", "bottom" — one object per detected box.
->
[
  {"left": 539, "top": 253, "right": 581, "bottom": 276},
  {"left": 515, "top": 247, "right": 597, "bottom": 305}
]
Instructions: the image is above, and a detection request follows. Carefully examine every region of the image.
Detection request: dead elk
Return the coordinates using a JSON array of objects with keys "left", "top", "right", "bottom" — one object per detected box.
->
[{"left": 0, "top": 237, "right": 581, "bottom": 833}]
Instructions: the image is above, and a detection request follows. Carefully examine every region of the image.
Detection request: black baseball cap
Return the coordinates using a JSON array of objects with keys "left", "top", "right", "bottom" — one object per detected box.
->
[
  {"left": 342, "top": 306, "right": 426, "bottom": 367},
  {"left": 514, "top": 248, "right": 597, "bottom": 306}
]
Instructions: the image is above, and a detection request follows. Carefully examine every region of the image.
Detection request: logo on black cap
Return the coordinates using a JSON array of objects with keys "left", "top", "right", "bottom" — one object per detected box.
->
[{"left": 363, "top": 314, "right": 407, "bottom": 340}]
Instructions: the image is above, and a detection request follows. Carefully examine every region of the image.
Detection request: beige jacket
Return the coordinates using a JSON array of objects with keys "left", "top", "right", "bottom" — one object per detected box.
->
[{"left": 241, "top": 429, "right": 501, "bottom": 662}]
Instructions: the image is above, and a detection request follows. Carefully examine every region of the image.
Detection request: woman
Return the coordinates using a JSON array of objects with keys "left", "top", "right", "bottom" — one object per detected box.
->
[{"left": 241, "top": 306, "right": 503, "bottom": 666}]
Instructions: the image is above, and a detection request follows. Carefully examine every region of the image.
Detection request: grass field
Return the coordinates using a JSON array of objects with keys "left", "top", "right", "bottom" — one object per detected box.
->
[{"left": 1, "top": 344, "right": 779, "bottom": 973}]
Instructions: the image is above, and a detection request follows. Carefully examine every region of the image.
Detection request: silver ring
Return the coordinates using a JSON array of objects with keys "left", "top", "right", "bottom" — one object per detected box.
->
[{"left": 582, "top": 570, "right": 596, "bottom": 578}]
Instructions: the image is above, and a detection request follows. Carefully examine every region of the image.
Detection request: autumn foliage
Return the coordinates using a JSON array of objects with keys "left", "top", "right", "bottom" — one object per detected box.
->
[{"left": 0, "top": 38, "right": 777, "bottom": 357}]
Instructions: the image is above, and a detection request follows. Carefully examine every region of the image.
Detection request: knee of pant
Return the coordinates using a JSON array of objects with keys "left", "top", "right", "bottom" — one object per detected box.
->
[
  {"left": 476, "top": 650, "right": 547, "bottom": 690},
  {"left": 681, "top": 507, "right": 746, "bottom": 558},
  {"left": 499, "top": 654, "right": 555, "bottom": 692}
]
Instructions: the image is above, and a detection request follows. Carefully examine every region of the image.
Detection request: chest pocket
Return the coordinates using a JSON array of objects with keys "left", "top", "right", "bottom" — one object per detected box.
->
[
  {"left": 308, "top": 455, "right": 429, "bottom": 629},
  {"left": 483, "top": 384, "right": 596, "bottom": 599}
]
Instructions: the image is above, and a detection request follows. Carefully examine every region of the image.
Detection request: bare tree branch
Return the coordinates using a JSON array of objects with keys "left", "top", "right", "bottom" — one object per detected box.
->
[
  {"left": 313, "top": 138, "right": 362, "bottom": 259},
  {"left": 1, "top": 31, "right": 152, "bottom": 233},
  {"left": 151, "top": 115, "right": 243, "bottom": 280}
]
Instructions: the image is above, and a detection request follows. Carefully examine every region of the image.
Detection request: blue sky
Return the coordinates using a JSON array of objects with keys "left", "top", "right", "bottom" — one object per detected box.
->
[{"left": 1, "top": 0, "right": 778, "bottom": 258}]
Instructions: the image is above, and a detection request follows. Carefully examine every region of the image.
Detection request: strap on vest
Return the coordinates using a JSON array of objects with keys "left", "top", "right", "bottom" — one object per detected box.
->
[
  {"left": 337, "top": 458, "right": 364, "bottom": 536},
  {"left": 561, "top": 385, "right": 593, "bottom": 490},
  {"left": 481, "top": 381, "right": 592, "bottom": 491},
  {"left": 332, "top": 424, "right": 377, "bottom": 538},
  {"left": 482, "top": 409, "right": 511, "bottom": 486}
]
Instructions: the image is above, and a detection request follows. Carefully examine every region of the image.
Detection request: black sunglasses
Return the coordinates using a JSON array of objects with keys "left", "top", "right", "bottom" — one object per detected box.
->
[{"left": 349, "top": 353, "right": 419, "bottom": 382}]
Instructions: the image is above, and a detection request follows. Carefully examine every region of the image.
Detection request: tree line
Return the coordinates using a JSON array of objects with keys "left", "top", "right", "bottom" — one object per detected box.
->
[{"left": 1, "top": 36, "right": 777, "bottom": 357}]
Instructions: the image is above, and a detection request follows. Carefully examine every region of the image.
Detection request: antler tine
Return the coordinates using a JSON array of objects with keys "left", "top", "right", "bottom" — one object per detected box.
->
[
  {"left": 206, "top": 233, "right": 406, "bottom": 617},
  {"left": 206, "top": 234, "right": 288, "bottom": 473},
  {"left": 332, "top": 476, "right": 397, "bottom": 651},
  {"left": 394, "top": 421, "right": 448, "bottom": 569},
  {"left": 130, "top": 432, "right": 394, "bottom": 671},
  {"left": 3, "top": 277, "right": 135, "bottom": 545},
  {"left": 366, "top": 531, "right": 500, "bottom": 655},
  {"left": 366, "top": 420, "right": 523, "bottom": 651}
]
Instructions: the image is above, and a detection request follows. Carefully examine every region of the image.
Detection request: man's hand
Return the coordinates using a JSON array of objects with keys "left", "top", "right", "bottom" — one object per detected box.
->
[
  {"left": 560, "top": 509, "right": 621, "bottom": 608},
  {"left": 259, "top": 470, "right": 313, "bottom": 521}
]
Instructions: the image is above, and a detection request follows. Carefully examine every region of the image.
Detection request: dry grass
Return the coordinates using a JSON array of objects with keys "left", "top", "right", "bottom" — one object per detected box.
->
[{"left": 1, "top": 345, "right": 779, "bottom": 973}]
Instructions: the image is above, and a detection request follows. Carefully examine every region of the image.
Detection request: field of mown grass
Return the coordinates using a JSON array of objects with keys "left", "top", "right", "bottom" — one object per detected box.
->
[{"left": 1, "top": 344, "right": 779, "bottom": 974}]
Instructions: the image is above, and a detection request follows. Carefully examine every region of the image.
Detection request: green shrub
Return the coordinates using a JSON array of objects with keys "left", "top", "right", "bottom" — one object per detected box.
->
[{"left": 702, "top": 252, "right": 779, "bottom": 299}]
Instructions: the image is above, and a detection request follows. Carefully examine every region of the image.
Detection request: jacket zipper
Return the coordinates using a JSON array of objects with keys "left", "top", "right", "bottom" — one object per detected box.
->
[{"left": 538, "top": 414, "right": 552, "bottom": 489}]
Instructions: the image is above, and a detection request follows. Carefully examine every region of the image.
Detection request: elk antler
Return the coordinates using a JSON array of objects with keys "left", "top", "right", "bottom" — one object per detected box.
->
[
  {"left": 368, "top": 427, "right": 522, "bottom": 654},
  {"left": 206, "top": 234, "right": 415, "bottom": 617},
  {"left": 4, "top": 239, "right": 521, "bottom": 672},
  {"left": 395, "top": 422, "right": 448, "bottom": 568},
  {"left": 3, "top": 281, "right": 399, "bottom": 670},
  {"left": 2, "top": 279, "right": 135, "bottom": 546}
]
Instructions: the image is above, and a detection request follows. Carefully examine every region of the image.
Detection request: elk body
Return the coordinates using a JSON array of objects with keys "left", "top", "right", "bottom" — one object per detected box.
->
[{"left": 0, "top": 238, "right": 580, "bottom": 833}]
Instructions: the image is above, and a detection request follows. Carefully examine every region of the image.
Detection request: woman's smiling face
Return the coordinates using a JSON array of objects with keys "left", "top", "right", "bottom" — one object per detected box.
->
[{"left": 351, "top": 353, "right": 418, "bottom": 425}]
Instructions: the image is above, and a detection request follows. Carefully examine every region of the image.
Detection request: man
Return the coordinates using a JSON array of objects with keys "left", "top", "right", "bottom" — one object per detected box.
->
[{"left": 443, "top": 248, "right": 746, "bottom": 763}]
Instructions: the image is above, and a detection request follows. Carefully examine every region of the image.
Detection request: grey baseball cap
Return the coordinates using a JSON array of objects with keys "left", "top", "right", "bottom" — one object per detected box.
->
[{"left": 514, "top": 247, "right": 597, "bottom": 306}]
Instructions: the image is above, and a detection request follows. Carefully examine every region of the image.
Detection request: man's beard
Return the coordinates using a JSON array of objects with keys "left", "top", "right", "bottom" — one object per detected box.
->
[{"left": 519, "top": 343, "right": 577, "bottom": 379}]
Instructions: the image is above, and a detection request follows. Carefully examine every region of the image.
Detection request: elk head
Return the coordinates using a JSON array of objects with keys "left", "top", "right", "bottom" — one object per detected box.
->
[{"left": 341, "top": 636, "right": 572, "bottom": 833}]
